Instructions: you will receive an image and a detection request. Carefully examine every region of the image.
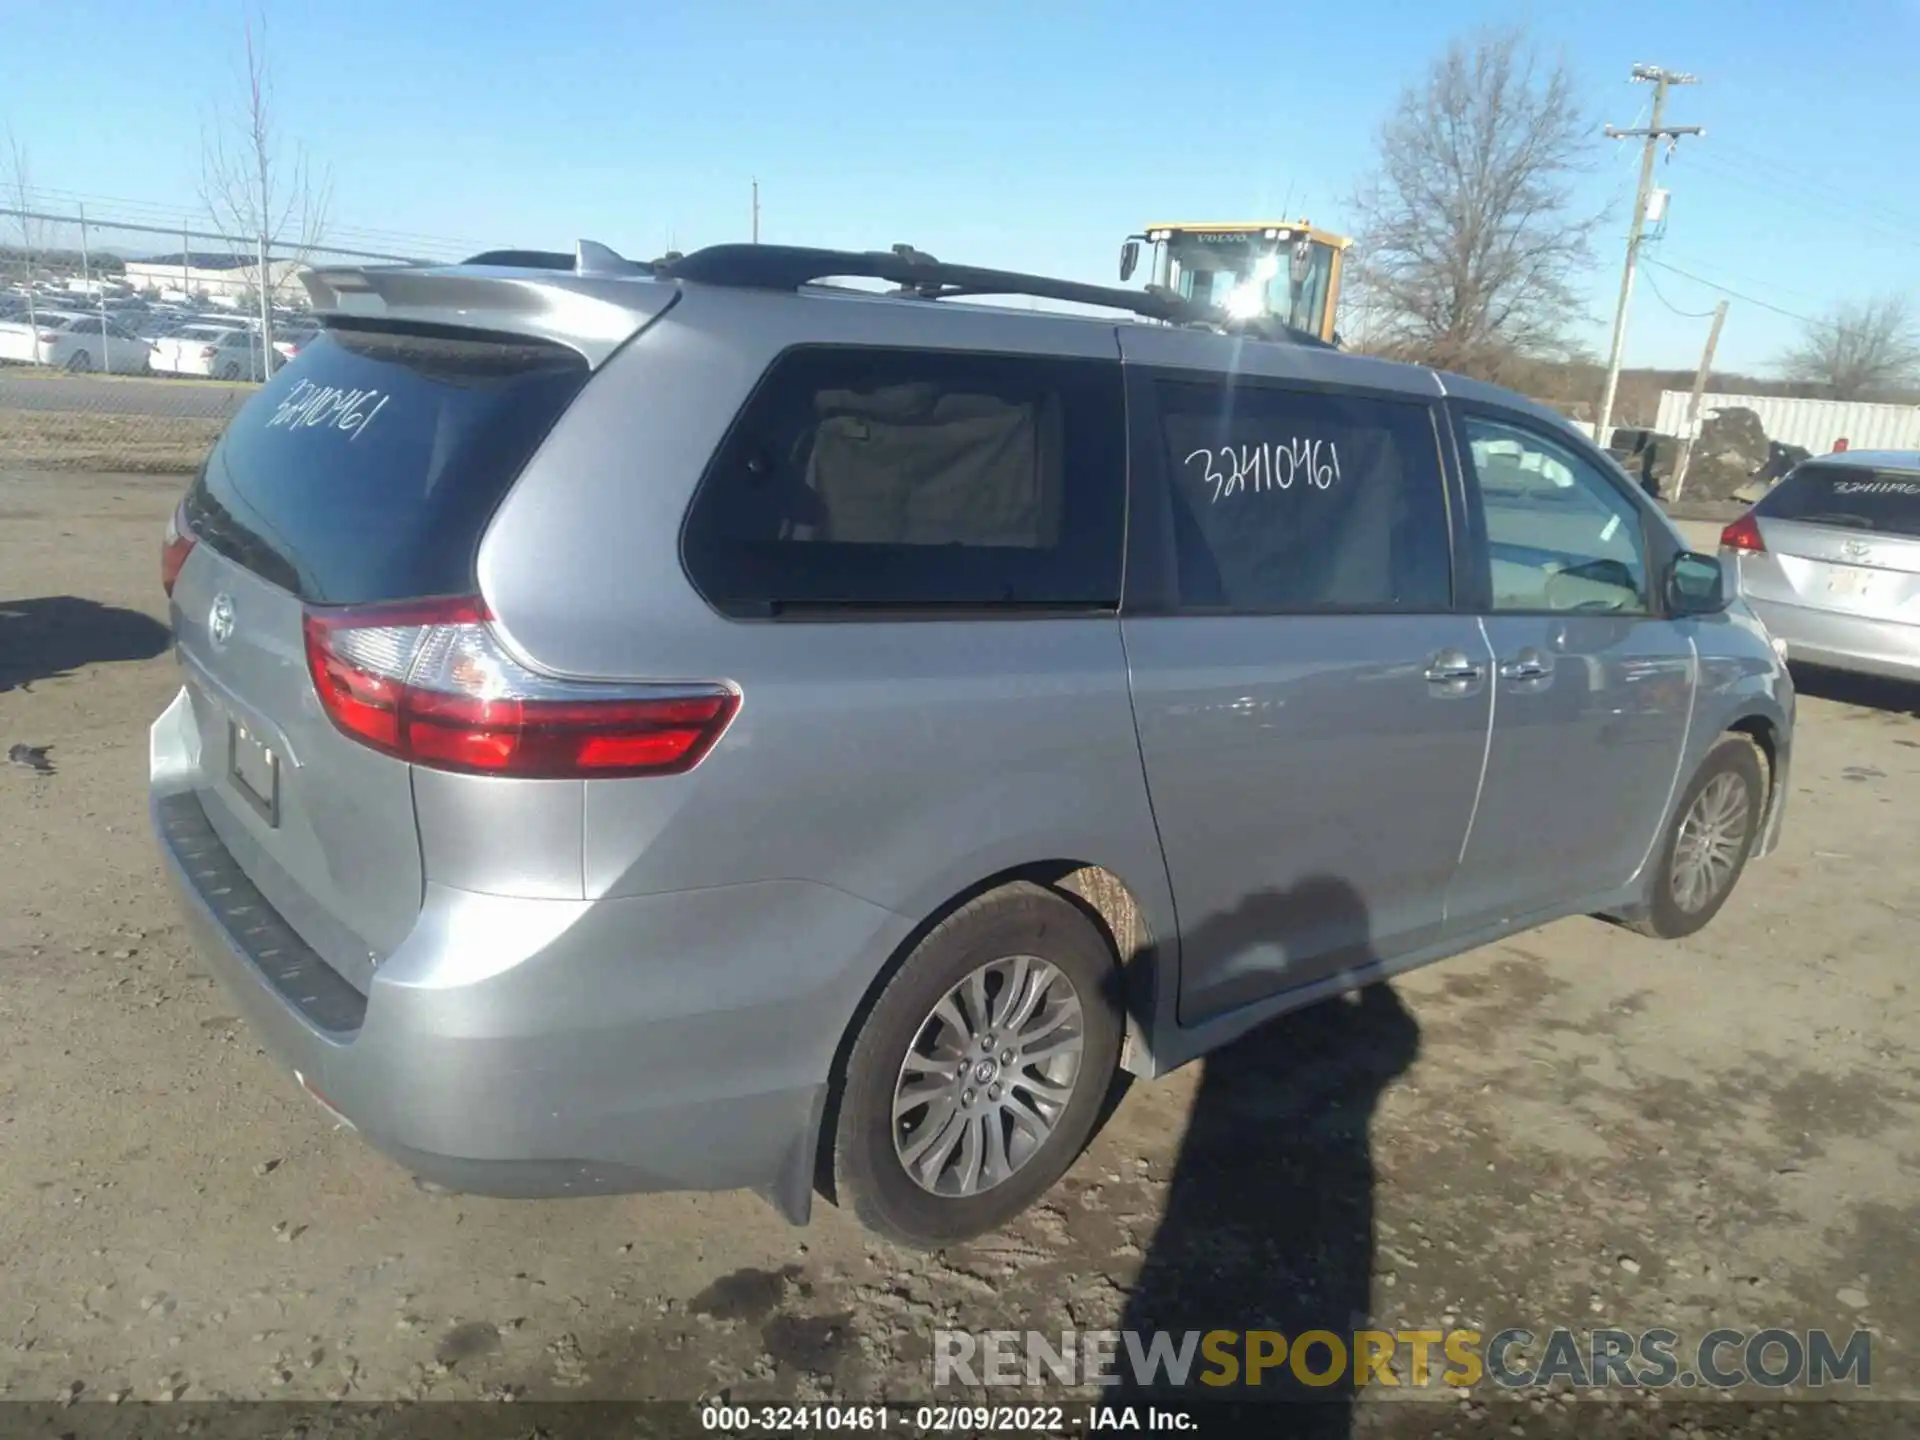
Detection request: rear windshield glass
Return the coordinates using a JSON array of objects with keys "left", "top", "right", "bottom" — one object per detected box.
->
[
  {"left": 184, "top": 325, "right": 589, "bottom": 603},
  {"left": 1756, "top": 463, "right": 1920, "bottom": 538}
]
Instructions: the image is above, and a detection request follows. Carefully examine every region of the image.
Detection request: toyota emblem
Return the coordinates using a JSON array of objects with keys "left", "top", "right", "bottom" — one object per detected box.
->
[{"left": 208, "top": 593, "right": 236, "bottom": 648}]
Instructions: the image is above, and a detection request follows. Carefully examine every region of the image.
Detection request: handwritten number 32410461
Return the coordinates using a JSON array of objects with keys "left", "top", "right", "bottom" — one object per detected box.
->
[{"left": 1185, "top": 439, "right": 1341, "bottom": 503}]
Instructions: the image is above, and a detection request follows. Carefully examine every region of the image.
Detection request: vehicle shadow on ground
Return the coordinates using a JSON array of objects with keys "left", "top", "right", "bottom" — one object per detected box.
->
[
  {"left": 1789, "top": 663, "right": 1919, "bottom": 719},
  {"left": 1117, "top": 877, "right": 1419, "bottom": 1438},
  {"left": 0, "top": 595, "right": 172, "bottom": 694}
]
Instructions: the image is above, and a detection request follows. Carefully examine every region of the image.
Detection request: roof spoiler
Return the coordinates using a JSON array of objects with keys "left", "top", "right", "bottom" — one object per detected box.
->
[
  {"left": 300, "top": 244, "right": 679, "bottom": 366},
  {"left": 455, "top": 240, "right": 672, "bottom": 278}
]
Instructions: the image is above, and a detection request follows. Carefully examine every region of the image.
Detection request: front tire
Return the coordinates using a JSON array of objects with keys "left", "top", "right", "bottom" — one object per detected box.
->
[
  {"left": 830, "top": 882, "right": 1122, "bottom": 1248},
  {"left": 1631, "top": 734, "right": 1766, "bottom": 939},
  {"left": 66, "top": 349, "right": 93, "bottom": 373}
]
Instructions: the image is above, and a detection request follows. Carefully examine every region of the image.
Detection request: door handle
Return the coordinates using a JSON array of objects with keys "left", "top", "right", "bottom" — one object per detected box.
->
[
  {"left": 1499, "top": 649, "right": 1554, "bottom": 681},
  {"left": 1424, "top": 649, "right": 1486, "bottom": 685}
]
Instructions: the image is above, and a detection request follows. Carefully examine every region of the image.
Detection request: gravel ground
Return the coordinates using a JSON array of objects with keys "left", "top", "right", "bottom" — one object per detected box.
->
[
  {"left": 2, "top": 471, "right": 1917, "bottom": 1438},
  {"left": 0, "top": 411, "right": 224, "bottom": 473}
]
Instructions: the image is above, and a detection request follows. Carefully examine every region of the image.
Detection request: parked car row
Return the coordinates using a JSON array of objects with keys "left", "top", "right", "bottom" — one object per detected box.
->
[
  {"left": 0, "top": 309, "right": 156, "bottom": 373},
  {"left": 146, "top": 323, "right": 269, "bottom": 381},
  {"left": 0, "top": 294, "right": 319, "bottom": 380}
]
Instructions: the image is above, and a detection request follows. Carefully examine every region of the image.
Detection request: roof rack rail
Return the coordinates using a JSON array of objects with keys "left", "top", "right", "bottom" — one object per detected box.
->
[{"left": 656, "top": 243, "right": 1330, "bottom": 346}]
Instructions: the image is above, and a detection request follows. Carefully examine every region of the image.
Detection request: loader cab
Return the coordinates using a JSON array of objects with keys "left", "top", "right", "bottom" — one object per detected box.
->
[{"left": 1119, "top": 222, "right": 1349, "bottom": 343}]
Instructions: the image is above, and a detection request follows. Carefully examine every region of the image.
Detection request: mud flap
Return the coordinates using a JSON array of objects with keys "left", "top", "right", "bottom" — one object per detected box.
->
[{"left": 757, "top": 1084, "right": 827, "bottom": 1226}]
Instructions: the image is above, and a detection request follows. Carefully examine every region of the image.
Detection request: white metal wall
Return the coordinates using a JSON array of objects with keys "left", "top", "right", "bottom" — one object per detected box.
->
[{"left": 1655, "top": 392, "right": 1920, "bottom": 453}]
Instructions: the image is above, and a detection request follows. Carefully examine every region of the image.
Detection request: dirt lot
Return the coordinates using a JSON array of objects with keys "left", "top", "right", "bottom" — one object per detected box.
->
[
  {"left": 0, "top": 410, "right": 226, "bottom": 473},
  {"left": 2, "top": 468, "right": 1917, "bottom": 1436}
]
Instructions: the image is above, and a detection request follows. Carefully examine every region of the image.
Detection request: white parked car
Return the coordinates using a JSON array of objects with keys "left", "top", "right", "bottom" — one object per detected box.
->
[
  {"left": 0, "top": 310, "right": 155, "bottom": 373},
  {"left": 272, "top": 325, "right": 319, "bottom": 363},
  {"left": 150, "top": 324, "right": 265, "bottom": 381}
]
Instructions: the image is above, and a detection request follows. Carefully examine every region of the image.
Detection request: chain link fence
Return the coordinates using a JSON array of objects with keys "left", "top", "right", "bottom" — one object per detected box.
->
[{"left": 2, "top": 203, "right": 455, "bottom": 474}]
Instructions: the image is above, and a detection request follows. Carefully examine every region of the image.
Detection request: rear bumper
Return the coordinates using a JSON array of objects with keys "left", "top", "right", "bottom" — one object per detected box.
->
[
  {"left": 1747, "top": 596, "right": 1920, "bottom": 683},
  {"left": 150, "top": 688, "right": 910, "bottom": 1219}
]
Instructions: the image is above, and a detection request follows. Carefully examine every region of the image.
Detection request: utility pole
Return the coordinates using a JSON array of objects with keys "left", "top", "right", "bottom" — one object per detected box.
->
[
  {"left": 751, "top": 178, "right": 760, "bottom": 244},
  {"left": 1667, "top": 299, "right": 1729, "bottom": 502},
  {"left": 1594, "top": 64, "right": 1702, "bottom": 444}
]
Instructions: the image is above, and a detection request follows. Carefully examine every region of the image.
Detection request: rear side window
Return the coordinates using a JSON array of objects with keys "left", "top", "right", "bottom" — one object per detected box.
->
[
  {"left": 184, "top": 325, "right": 589, "bottom": 603},
  {"left": 1755, "top": 463, "right": 1920, "bottom": 538},
  {"left": 1154, "top": 379, "right": 1452, "bottom": 612},
  {"left": 681, "top": 345, "right": 1126, "bottom": 615}
]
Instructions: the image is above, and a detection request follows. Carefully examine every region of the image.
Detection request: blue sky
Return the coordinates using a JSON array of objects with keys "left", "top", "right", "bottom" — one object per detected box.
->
[{"left": 5, "top": 0, "right": 1916, "bottom": 371}]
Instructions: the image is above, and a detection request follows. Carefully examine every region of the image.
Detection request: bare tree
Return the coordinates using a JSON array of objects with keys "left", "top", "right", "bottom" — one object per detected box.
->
[
  {"left": 3, "top": 129, "right": 45, "bottom": 343},
  {"left": 1350, "top": 27, "right": 1600, "bottom": 381},
  {"left": 201, "top": 7, "right": 331, "bottom": 379},
  {"left": 1777, "top": 295, "right": 1920, "bottom": 401}
]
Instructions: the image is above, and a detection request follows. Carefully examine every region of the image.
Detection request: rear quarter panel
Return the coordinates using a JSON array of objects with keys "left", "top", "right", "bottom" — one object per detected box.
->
[{"left": 473, "top": 286, "right": 1180, "bottom": 952}]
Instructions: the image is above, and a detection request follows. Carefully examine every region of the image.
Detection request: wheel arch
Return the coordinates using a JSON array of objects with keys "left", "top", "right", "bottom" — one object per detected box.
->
[
  {"left": 812, "top": 859, "right": 1163, "bottom": 1207},
  {"left": 1725, "top": 711, "right": 1778, "bottom": 793}
]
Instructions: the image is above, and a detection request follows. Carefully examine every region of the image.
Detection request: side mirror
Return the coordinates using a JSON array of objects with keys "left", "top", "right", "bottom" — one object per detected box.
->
[
  {"left": 1119, "top": 239, "right": 1141, "bottom": 284},
  {"left": 1667, "top": 551, "right": 1727, "bottom": 616}
]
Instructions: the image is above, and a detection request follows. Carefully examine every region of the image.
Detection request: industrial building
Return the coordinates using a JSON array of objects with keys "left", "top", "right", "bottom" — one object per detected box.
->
[{"left": 118, "top": 252, "right": 309, "bottom": 308}]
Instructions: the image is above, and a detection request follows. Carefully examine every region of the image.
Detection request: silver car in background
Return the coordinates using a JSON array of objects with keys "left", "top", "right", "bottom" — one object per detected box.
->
[{"left": 1720, "top": 450, "right": 1920, "bottom": 682}]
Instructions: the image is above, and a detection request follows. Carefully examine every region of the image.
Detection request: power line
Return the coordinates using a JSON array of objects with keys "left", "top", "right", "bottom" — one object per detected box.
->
[
  {"left": 1643, "top": 257, "right": 1815, "bottom": 325},
  {"left": 1647, "top": 250, "right": 1826, "bottom": 303},
  {"left": 1711, "top": 139, "right": 1920, "bottom": 236},
  {"left": 1642, "top": 266, "right": 1721, "bottom": 319},
  {"left": 1679, "top": 155, "right": 1920, "bottom": 254}
]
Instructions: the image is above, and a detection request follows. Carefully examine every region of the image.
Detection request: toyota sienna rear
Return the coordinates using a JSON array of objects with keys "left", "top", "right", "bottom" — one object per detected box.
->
[{"left": 153, "top": 243, "right": 1793, "bottom": 1247}]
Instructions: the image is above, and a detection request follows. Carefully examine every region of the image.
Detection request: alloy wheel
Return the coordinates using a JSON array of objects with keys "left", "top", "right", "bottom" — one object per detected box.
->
[
  {"left": 1671, "top": 771, "right": 1751, "bottom": 914},
  {"left": 891, "top": 954, "right": 1086, "bottom": 1197}
]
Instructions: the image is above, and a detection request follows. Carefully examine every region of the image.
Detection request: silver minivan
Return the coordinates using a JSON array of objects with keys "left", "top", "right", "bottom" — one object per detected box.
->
[{"left": 151, "top": 243, "right": 1793, "bottom": 1246}]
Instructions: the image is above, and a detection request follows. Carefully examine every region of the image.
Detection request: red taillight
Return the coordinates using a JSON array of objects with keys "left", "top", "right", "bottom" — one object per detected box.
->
[
  {"left": 160, "top": 500, "right": 197, "bottom": 596},
  {"left": 1720, "top": 513, "right": 1766, "bottom": 554},
  {"left": 302, "top": 597, "right": 738, "bottom": 779}
]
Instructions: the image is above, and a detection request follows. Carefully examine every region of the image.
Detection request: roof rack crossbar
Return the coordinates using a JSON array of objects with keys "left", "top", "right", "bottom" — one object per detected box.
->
[{"left": 656, "top": 243, "right": 1329, "bottom": 346}]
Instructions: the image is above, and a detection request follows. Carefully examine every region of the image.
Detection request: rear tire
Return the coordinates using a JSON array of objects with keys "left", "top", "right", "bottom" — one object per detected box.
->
[
  {"left": 830, "top": 882, "right": 1122, "bottom": 1248},
  {"left": 1629, "top": 734, "right": 1766, "bottom": 940}
]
